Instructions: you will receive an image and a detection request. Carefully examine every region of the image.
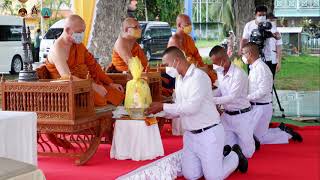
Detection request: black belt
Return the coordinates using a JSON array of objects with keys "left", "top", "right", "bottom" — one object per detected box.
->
[
  {"left": 250, "top": 102, "right": 271, "bottom": 105},
  {"left": 190, "top": 124, "right": 218, "bottom": 134},
  {"left": 225, "top": 106, "right": 251, "bottom": 116}
]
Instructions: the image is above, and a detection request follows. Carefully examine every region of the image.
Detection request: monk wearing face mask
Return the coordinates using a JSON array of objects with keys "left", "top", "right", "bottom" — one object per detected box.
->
[
  {"left": 168, "top": 14, "right": 204, "bottom": 67},
  {"left": 167, "top": 14, "right": 217, "bottom": 86},
  {"left": 111, "top": 17, "right": 148, "bottom": 72},
  {"left": 45, "top": 14, "right": 124, "bottom": 106}
]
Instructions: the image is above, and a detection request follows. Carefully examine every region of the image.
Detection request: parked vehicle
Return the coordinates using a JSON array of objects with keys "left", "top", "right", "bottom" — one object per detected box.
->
[
  {"left": 0, "top": 15, "right": 23, "bottom": 74},
  {"left": 138, "top": 21, "right": 171, "bottom": 60},
  {"left": 39, "top": 19, "right": 65, "bottom": 62}
]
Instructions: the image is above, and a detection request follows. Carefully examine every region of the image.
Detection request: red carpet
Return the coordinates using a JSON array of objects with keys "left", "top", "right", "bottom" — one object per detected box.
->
[
  {"left": 39, "top": 125, "right": 320, "bottom": 180},
  {"left": 38, "top": 126, "right": 182, "bottom": 180},
  {"left": 228, "top": 125, "right": 320, "bottom": 180}
]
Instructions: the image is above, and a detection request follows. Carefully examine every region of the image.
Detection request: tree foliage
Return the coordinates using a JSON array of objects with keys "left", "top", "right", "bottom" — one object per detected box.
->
[{"left": 135, "top": 0, "right": 184, "bottom": 26}]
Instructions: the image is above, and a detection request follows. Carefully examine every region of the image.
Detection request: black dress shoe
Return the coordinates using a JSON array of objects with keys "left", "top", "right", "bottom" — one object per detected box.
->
[
  {"left": 279, "top": 122, "right": 303, "bottom": 142},
  {"left": 253, "top": 135, "right": 260, "bottom": 151},
  {"left": 291, "top": 131, "right": 303, "bottom": 142},
  {"left": 232, "top": 144, "right": 248, "bottom": 173},
  {"left": 223, "top": 145, "right": 231, "bottom": 156}
]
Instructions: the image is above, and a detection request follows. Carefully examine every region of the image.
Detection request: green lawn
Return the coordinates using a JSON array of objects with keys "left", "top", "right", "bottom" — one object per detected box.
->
[
  {"left": 275, "top": 55, "right": 320, "bottom": 91},
  {"left": 272, "top": 117, "right": 320, "bottom": 127},
  {"left": 195, "top": 39, "right": 220, "bottom": 49}
]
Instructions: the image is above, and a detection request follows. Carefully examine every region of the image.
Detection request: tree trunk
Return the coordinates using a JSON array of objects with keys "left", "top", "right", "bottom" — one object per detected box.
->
[
  {"left": 88, "top": 0, "right": 128, "bottom": 67},
  {"left": 233, "top": 0, "right": 255, "bottom": 53}
]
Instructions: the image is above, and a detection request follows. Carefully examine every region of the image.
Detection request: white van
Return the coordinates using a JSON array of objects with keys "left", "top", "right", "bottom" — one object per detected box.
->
[
  {"left": 39, "top": 19, "right": 65, "bottom": 62},
  {"left": 0, "top": 15, "right": 23, "bottom": 74}
]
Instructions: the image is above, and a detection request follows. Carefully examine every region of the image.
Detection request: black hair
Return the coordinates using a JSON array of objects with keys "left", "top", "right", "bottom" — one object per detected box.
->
[
  {"left": 255, "top": 5, "right": 267, "bottom": 14},
  {"left": 209, "top": 45, "right": 225, "bottom": 57}
]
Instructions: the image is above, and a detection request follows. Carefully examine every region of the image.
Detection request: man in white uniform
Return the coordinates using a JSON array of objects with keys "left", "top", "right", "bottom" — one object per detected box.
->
[
  {"left": 147, "top": 46, "right": 248, "bottom": 180},
  {"left": 242, "top": 42, "right": 302, "bottom": 144},
  {"left": 210, "top": 45, "right": 255, "bottom": 158}
]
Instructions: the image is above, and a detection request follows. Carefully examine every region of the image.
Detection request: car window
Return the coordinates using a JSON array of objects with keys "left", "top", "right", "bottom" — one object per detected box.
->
[
  {"left": 0, "top": 25, "right": 22, "bottom": 41},
  {"left": 150, "top": 27, "right": 171, "bottom": 38},
  {"left": 43, "top": 28, "right": 63, "bottom": 39}
]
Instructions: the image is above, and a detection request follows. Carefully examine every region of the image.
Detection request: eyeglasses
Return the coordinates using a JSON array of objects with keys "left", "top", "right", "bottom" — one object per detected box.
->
[{"left": 128, "top": 25, "right": 141, "bottom": 29}]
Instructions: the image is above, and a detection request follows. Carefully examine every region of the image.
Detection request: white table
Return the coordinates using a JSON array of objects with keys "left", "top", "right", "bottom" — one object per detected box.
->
[
  {"left": 110, "top": 119, "right": 164, "bottom": 161},
  {"left": 0, "top": 111, "right": 37, "bottom": 166}
]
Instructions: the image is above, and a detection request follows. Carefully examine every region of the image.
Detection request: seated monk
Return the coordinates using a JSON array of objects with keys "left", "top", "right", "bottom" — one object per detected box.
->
[
  {"left": 167, "top": 14, "right": 217, "bottom": 86},
  {"left": 45, "top": 14, "right": 124, "bottom": 107},
  {"left": 111, "top": 17, "right": 148, "bottom": 72}
]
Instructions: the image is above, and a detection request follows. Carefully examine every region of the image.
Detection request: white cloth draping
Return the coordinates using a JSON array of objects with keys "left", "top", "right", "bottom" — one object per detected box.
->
[
  {"left": 0, "top": 111, "right": 37, "bottom": 166},
  {"left": 116, "top": 151, "right": 182, "bottom": 180},
  {"left": 6, "top": 169, "right": 46, "bottom": 180},
  {"left": 110, "top": 120, "right": 164, "bottom": 161},
  {"left": 0, "top": 157, "right": 45, "bottom": 180}
]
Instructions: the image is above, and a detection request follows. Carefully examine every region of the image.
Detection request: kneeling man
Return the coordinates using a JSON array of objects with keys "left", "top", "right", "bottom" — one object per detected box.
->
[
  {"left": 147, "top": 46, "right": 248, "bottom": 180},
  {"left": 210, "top": 45, "right": 256, "bottom": 158}
]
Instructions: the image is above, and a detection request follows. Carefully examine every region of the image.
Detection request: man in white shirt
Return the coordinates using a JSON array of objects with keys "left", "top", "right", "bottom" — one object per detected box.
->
[
  {"left": 239, "top": 5, "right": 281, "bottom": 74},
  {"left": 265, "top": 12, "right": 283, "bottom": 78},
  {"left": 242, "top": 42, "right": 302, "bottom": 144},
  {"left": 210, "top": 45, "right": 255, "bottom": 158},
  {"left": 147, "top": 46, "right": 248, "bottom": 180}
]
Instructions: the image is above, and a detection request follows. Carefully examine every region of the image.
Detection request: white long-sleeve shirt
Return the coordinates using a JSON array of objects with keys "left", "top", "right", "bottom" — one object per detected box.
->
[
  {"left": 213, "top": 63, "right": 251, "bottom": 111},
  {"left": 248, "top": 58, "right": 273, "bottom": 103},
  {"left": 163, "top": 64, "right": 220, "bottom": 131}
]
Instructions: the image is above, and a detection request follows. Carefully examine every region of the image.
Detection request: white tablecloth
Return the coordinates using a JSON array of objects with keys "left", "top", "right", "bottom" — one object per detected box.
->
[
  {"left": 0, "top": 111, "right": 37, "bottom": 166},
  {"left": 110, "top": 120, "right": 164, "bottom": 161}
]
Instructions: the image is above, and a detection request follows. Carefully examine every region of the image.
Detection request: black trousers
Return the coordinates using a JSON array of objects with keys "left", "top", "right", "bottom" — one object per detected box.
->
[
  {"left": 265, "top": 61, "right": 277, "bottom": 79},
  {"left": 34, "top": 48, "right": 40, "bottom": 62}
]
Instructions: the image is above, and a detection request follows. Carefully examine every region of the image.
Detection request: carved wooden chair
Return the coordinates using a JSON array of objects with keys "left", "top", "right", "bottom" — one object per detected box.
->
[{"left": 1, "top": 65, "right": 115, "bottom": 165}]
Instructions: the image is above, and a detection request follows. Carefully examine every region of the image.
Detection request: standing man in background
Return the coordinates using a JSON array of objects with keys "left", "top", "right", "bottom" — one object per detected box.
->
[
  {"left": 34, "top": 29, "right": 41, "bottom": 62},
  {"left": 265, "top": 12, "right": 283, "bottom": 78}
]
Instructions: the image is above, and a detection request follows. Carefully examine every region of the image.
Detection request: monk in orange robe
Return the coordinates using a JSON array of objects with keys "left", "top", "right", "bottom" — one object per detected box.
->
[
  {"left": 167, "top": 14, "right": 217, "bottom": 85},
  {"left": 111, "top": 17, "right": 148, "bottom": 72},
  {"left": 46, "top": 14, "right": 124, "bottom": 106}
]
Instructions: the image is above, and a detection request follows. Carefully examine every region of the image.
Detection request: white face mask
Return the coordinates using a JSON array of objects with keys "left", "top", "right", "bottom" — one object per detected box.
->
[
  {"left": 256, "top": 16, "right": 266, "bottom": 23},
  {"left": 165, "top": 59, "right": 179, "bottom": 78},
  {"left": 242, "top": 56, "right": 249, "bottom": 64},
  {"left": 166, "top": 67, "right": 179, "bottom": 78},
  {"left": 212, "top": 59, "right": 225, "bottom": 73},
  {"left": 72, "top": 32, "right": 84, "bottom": 44}
]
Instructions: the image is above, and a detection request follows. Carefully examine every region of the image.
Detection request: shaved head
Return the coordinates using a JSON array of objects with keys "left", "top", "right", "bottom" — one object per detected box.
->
[
  {"left": 122, "top": 17, "right": 139, "bottom": 31},
  {"left": 176, "top": 14, "right": 191, "bottom": 25},
  {"left": 65, "top": 14, "right": 85, "bottom": 31}
]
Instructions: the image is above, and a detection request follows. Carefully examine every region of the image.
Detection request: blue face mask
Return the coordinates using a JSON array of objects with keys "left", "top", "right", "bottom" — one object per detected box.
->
[{"left": 72, "top": 32, "right": 84, "bottom": 44}]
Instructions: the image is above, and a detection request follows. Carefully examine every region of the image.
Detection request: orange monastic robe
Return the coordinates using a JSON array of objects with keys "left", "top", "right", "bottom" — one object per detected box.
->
[
  {"left": 181, "top": 33, "right": 217, "bottom": 85},
  {"left": 111, "top": 42, "right": 148, "bottom": 72},
  {"left": 181, "top": 33, "right": 205, "bottom": 67},
  {"left": 45, "top": 43, "right": 124, "bottom": 106}
]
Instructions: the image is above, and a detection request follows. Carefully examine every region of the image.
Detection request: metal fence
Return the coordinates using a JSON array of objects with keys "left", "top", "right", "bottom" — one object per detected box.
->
[{"left": 302, "top": 37, "right": 320, "bottom": 54}]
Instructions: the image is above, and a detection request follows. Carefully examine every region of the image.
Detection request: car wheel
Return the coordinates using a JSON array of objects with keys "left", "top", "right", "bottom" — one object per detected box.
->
[
  {"left": 10, "top": 56, "right": 23, "bottom": 74},
  {"left": 146, "top": 49, "right": 152, "bottom": 61}
]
